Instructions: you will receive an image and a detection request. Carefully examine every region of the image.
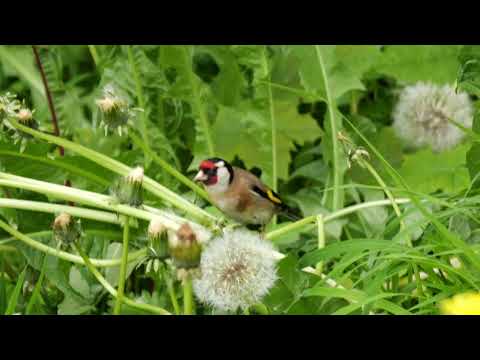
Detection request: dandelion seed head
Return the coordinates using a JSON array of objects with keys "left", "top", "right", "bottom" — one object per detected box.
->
[
  {"left": 193, "top": 228, "right": 278, "bottom": 312},
  {"left": 392, "top": 82, "right": 473, "bottom": 152}
]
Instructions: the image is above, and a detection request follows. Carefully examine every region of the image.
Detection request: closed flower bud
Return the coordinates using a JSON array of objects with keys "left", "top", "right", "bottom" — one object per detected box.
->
[
  {"left": 96, "top": 84, "right": 133, "bottom": 136},
  {"left": 168, "top": 223, "right": 202, "bottom": 269},
  {"left": 147, "top": 218, "right": 168, "bottom": 259},
  {"left": 53, "top": 213, "right": 82, "bottom": 248},
  {"left": 111, "top": 166, "right": 144, "bottom": 207}
]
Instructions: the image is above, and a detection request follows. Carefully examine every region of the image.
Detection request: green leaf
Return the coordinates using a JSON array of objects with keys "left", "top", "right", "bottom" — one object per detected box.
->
[
  {"left": 0, "top": 45, "right": 44, "bottom": 96},
  {"left": 69, "top": 266, "right": 91, "bottom": 299},
  {"left": 375, "top": 45, "right": 462, "bottom": 84},
  {"left": 104, "top": 243, "right": 139, "bottom": 287},
  {"left": 399, "top": 144, "right": 470, "bottom": 194},
  {"left": 457, "top": 45, "right": 480, "bottom": 95},
  {"left": 25, "top": 258, "right": 47, "bottom": 314},
  {"left": 211, "top": 100, "right": 321, "bottom": 182}
]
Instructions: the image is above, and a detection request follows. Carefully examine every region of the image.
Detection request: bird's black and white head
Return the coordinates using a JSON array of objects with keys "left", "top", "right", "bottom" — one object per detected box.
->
[{"left": 194, "top": 158, "right": 234, "bottom": 193}]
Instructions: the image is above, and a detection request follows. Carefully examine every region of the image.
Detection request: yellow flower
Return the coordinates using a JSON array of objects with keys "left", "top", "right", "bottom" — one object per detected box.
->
[{"left": 440, "top": 292, "right": 480, "bottom": 315}]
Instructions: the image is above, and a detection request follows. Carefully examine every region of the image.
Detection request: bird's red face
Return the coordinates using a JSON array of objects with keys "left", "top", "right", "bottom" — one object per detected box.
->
[
  {"left": 194, "top": 158, "right": 233, "bottom": 189},
  {"left": 194, "top": 159, "right": 219, "bottom": 186}
]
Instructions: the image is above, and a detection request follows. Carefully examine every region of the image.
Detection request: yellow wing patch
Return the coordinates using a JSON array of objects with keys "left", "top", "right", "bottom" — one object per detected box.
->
[{"left": 267, "top": 189, "right": 282, "bottom": 204}]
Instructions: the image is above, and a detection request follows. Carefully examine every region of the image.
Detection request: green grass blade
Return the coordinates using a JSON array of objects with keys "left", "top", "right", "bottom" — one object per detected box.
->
[
  {"left": 5, "top": 266, "right": 27, "bottom": 315},
  {"left": 25, "top": 258, "right": 47, "bottom": 314}
]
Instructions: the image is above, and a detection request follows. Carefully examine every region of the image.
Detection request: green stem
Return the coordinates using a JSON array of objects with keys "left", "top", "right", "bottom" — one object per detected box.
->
[
  {"left": 257, "top": 80, "right": 319, "bottom": 98},
  {"left": 361, "top": 160, "right": 406, "bottom": 233},
  {"left": 114, "top": 217, "right": 130, "bottom": 315},
  {"left": 88, "top": 45, "right": 100, "bottom": 66},
  {"left": 126, "top": 46, "right": 150, "bottom": 156},
  {"left": 315, "top": 215, "right": 325, "bottom": 273},
  {"left": 6, "top": 119, "right": 216, "bottom": 224},
  {"left": 166, "top": 278, "right": 181, "bottom": 315},
  {"left": 315, "top": 45, "right": 342, "bottom": 211},
  {"left": 74, "top": 243, "right": 170, "bottom": 315},
  {"left": 183, "top": 274, "right": 194, "bottom": 315},
  {"left": 183, "top": 46, "right": 215, "bottom": 156},
  {"left": 0, "top": 218, "right": 146, "bottom": 267},
  {"left": 266, "top": 198, "right": 411, "bottom": 241},
  {"left": 261, "top": 46, "right": 277, "bottom": 193},
  {"left": 129, "top": 131, "right": 209, "bottom": 201},
  {"left": 0, "top": 174, "right": 188, "bottom": 232},
  {"left": 0, "top": 198, "right": 120, "bottom": 225}
]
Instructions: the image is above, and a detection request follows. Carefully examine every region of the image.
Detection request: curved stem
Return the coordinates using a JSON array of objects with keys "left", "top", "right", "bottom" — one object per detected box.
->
[
  {"left": 129, "top": 131, "right": 209, "bottom": 201},
  {"left": 5, "top": 119, "right": 216, "bottom": 224},
  {"left": 0, "top": 176, "right": 185, "bottom": 232},
  {"left": 266, "top": 198, "right": 411, "bottom": 241},
  {"left": 361, "top": 160, "right": 406, "bottom": 233},
  {"left": 74, "top": 242, "right": 170, "bottom": 315},
  {"left": 0, "top": 218, "right": 146, "bottom": 267},
  {"left": 315, "top": 45, "right": 342, "bottom": 211},
  {"left": 0, "top": 198, "right": 120, "bottom": 224},
  {"left": 114, "top": 217, "right": 130, "bottom": 315}
]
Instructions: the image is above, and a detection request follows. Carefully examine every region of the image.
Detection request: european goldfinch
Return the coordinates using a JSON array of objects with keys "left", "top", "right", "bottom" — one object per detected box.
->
[{"left": 194, "top": 157, "right": 298, "bottom": 227}]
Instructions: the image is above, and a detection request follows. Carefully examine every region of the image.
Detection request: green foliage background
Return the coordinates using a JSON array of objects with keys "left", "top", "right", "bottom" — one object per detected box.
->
[{"left": 1, "top": 45, "right": 480, "bottom": 315}]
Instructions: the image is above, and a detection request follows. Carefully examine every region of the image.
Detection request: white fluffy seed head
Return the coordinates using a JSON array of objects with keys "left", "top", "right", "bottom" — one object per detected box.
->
[
  {"left": 193, "top": 228, "right": 278, "bottom": 312},
  {"left": 392, "top": 82, "right": 473, "bottom": 152}
]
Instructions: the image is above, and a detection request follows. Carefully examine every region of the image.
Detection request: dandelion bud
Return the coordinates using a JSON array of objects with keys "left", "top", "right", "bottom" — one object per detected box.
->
[
  {"left": 393, "top": 82, "right": 473, "bottom": 152},
  {"left": 111, "top": 166, "right": 144, "bottom": 207},
  {"left": 96, "top": 84, "right": 132, "bottom": 136},
  {"left": 52, "top": 213, "right": 82, "bottom": 248},
  {"left": 168, "top": 223, "right": 202, "bottom": 269},
  {"left": 147, "top": 218, "right": 168, "bottom": 259},
  {"left": 193, "top": 228, "right": 278, "bottom": 312},
  {"left": 347, "top": 147, "right": 370, "bottom": 169}
]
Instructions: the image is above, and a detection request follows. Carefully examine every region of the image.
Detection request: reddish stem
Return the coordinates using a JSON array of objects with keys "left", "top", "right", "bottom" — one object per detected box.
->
[{"left": 32, "top": 45, "right": 73, "bottom": 205}]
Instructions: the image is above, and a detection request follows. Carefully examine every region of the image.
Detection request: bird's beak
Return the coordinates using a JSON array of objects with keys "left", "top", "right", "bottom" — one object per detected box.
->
[{"left": 194, "top": 170, "right": 208, "bottom": 182}]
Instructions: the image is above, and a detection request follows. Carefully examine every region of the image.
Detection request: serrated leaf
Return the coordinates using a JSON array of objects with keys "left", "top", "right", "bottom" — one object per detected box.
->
[{"left": 399, "top": 144, "right": 470, "bottom": 194}]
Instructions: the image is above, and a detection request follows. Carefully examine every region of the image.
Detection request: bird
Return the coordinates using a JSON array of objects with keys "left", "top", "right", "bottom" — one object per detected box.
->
[{"left": 193, "top": 157, "right": 298, "bottom": 229}]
